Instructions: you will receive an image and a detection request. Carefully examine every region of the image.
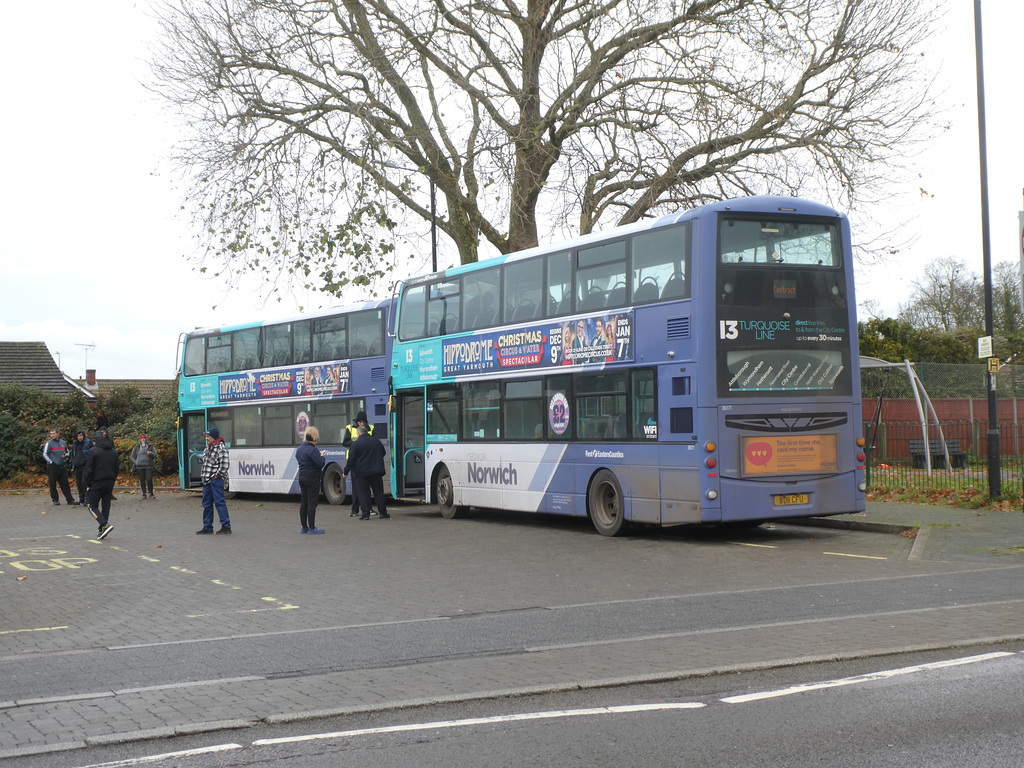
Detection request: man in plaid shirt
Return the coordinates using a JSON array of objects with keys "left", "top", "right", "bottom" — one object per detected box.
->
[{"left": 197, "top": 426, "right": 232, "bottom": 534}]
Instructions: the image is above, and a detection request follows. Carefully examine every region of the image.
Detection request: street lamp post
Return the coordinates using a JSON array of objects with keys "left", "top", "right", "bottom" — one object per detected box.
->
[
  {"left": 974, "top": 0, "right": 1000, "bottom": 498},
  {"left": 381, "top": 161, "right": 437, "bottom": 273},
  {"left": 429, "top": 178, "right": 437, "bottom": 273}
]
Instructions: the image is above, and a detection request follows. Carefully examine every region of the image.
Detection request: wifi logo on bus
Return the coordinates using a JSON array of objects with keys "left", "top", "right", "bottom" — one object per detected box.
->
[{"left": 745, "top": 442, "right": 773, "bottom": 467}]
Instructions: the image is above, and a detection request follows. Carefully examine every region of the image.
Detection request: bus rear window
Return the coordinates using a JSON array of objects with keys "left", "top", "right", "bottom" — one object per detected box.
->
[{"left": 719, "top": 218, "right": 840, "bottom": 267}]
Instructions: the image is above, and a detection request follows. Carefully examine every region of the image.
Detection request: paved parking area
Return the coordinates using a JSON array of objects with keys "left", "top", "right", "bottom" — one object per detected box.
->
[{"left": 2, "top": 489, "right": 1022, "bottom": 758}]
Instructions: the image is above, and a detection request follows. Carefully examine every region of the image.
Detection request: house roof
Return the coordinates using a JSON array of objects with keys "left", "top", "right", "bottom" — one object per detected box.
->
[
  {"left": 0, "top": 342, "right": 95, "bottom": 397},
  {"left": 76, "top": 378, "right": 175, "bottom": 400}
]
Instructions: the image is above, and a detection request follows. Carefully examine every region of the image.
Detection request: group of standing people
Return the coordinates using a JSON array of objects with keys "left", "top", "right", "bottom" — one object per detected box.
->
[
  {"left": 43, "top": 428, "right": 159, "bottom": 540},
  {"left": 289, "top": 410, "right": 389, "bottom": 535},
  {"left": 44, "top": 412, "right": 390, "bottom": 540}
]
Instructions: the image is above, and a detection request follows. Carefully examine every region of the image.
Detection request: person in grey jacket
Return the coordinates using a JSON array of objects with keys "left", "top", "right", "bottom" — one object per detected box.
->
[
  {"left": 43, "top": 428, "right": 77, "bottom": 507},
  {"left": 131, "top": 434, "right": 158, "bottom": 498}
]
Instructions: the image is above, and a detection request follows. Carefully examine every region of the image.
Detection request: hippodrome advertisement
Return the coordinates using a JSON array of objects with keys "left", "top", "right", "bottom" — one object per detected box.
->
[
  {"left": 215, "top": 362, "right": 351, "bottom": 404},
  {"left": 438, "top": 311, "right": 634, "bottom": 378}
]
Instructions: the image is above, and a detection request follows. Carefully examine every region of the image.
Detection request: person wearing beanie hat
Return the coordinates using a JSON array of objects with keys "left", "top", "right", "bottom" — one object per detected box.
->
[
  {"left": 197, "top": 426, "right": 231, "bottom": 534},
  {"left": 342, "top": 410, "right": 374, "bottom": 517},
  {"left": 71, "top": 429, "right": 93, "bottom": 505},
  {"left": 131, "top": 434, "right": 158, "bottom": 499}
]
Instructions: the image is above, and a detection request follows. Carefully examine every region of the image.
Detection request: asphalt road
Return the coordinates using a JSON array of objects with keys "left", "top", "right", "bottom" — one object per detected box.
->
[{"left": 2, "top": 489, "right": 1023, "bottom": 761}]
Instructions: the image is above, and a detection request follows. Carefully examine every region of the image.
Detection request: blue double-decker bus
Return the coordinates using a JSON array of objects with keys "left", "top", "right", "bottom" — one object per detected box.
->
[
  {"left": 388, "top": 196, "right": 866, "bottom": 535},
  {"left": 176, "top": 299, "right": 392, "bottom": 504}
]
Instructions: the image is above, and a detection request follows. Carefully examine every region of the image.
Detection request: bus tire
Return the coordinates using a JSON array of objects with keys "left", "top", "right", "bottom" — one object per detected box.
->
[
  {"left": 587, "top": 469, "right": 627, "bottom": 537},
  {"left": 436, "top": 465, "right": 467, "bottom": 519},
  {"left": 323, "top": 463, "right": 346, "bottom": 505}
]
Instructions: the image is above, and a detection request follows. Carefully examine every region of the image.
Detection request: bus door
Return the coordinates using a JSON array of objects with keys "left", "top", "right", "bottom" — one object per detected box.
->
[
  {"left": 392, "top": 391, "right": 425, "bottom": 497},
  {"left": 180, "top": 412, "right": 207, "bottom": 488}
]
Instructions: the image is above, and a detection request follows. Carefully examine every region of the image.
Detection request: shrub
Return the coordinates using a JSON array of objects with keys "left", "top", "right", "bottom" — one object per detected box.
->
[{"left": 0, "top": 412, "right": 43, "bottom": 481}]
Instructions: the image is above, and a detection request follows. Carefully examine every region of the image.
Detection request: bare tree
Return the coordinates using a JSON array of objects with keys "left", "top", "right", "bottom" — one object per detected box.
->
[
  {"left": 151, "top": 0, "right": 939, "bottom": 297},
  {"left": 898, "top": 256, "right": 1024, "bottom": 335}
]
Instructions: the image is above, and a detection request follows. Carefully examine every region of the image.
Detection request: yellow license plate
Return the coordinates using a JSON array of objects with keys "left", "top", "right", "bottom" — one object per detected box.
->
[{"left": 774, "top": 493, "right": 809, "bottom": 506}]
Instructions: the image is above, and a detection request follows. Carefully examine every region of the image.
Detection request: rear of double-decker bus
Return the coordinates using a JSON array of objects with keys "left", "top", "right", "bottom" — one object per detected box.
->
[{"left": 694, "top": 197, "right": 866, "bottom": 523}]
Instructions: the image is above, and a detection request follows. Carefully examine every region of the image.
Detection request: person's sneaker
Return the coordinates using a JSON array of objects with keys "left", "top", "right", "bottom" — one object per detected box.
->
[
  {"left": 196, "top": 528, "right": 214, "bottom": 534},
  {"left": 349, "top": 510, "right": 359, "bottom": 517},
  {"left": 97, "top": 524, "right": 113, "bottom": 540},
  {"left": 68, "top": 501, "right": 79, "bottom": 507},
  {"left": 300, "top": 527, "right": 309, "bottom": 534},
  {"left": 359, "top": 515, "right": 370, "bottom": 520},
  {"left": 307, "top": 527, "right": 325, "bottom": 534},
  {"left": 52, "top": 501, "right": 60, "bottom": 507},
  {"left": 216, "top": 526, "right": 232, "bottom": 534},
  {"left": 379, "top": 513, "right": 391, "bottom": 519}
]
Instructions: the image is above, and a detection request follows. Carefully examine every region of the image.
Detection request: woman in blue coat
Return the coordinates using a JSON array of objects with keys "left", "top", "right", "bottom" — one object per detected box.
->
[{"left": 295, "top": 426, "right": 326, "bottom": 534}]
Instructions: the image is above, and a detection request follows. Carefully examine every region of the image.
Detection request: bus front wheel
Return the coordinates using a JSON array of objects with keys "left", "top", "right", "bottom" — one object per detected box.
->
[
  {"left": 323, "top": 464, "right": 345, "bottom": 505},
  {"left": 588, "top": 469, "right": 627, "bottom": 537},
  {"left": 436, "top": 466, "right": 467, "bottom": 519}
]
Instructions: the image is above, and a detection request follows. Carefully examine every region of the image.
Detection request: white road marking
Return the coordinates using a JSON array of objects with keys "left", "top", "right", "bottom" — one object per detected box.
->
[
  {"left": 721, "top": 651, "right": 1015, "bottom": 703},
  {"left": 253, "top": 703, "right": 706, "bottom": 746},
  {"left": 74, "top": 743, "right": 243, "bottom": 767}
]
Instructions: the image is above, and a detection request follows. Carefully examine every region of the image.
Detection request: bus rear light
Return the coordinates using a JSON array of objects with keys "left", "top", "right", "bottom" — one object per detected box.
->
[
  {"left": 705, "top": 457, "right": 717, "bottom": 468},
  {"left": 856, "top": 452, "right": 866, "bottom": 462},
  {"left": 704, "top": 441, "right": 716, "bottom": 453},
  {"left": 708, "top": 472, "right": 718, "bottom": 478},
  {"left": 858, "top": 482, "right": 867, "bottom": 492},
  {"left": 706, "top": 489, "right": 718, "bottom": 500},
  {"left": 856, "top": 436, "right": 866, "bottom": 447}
]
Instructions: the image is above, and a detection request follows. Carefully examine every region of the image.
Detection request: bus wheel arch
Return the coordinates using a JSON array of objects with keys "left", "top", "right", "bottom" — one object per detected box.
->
[
  {"left": 322, "top": 462, "right": 346, "bottom": 505},
  {"left": 587, "top": 468, "right": 628, "bottom": 537},
  {"left": 434, "top": 464, "right": 467, "bottom": 519}
]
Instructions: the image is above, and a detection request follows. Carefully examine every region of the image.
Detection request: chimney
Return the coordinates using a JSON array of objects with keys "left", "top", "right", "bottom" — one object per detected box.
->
[{"left": 86, "top": 369, "right": 97, "bottom": 388}]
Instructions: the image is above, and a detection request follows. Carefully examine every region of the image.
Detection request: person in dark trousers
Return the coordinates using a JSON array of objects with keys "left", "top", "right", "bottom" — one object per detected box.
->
[
  {"left": 343, "top": 425, "right": 389, "bottom": 520},
  {"left": 85, "top": 430, "right": 118, "bottom": 539},
  {"left": 197, "top": 427, "right": 231, "bottom": 534},
  {"left": 43, "top": 428, "right": 77, "bottom": 506},
  {"left": 295, "top": 426, "right": 326, "bottom": 534},
  {"left": 131, "top": 434, "right": 158, "bottom": 498},
  {"left": 342, "top": 411, "right": 374, "bottom": 516},
  {"left": 70, "top": 430, "right": 92, "bottom": 505}
]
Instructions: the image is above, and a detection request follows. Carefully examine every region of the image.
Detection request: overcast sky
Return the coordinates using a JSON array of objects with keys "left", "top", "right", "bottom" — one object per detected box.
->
[{"left": 1, "top": 2, "right": 1021, "bottom": 380}]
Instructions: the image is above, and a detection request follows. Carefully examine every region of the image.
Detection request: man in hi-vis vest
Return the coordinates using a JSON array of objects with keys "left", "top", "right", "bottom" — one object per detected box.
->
[{"left": 342, "top": 411, "right": 373, "bottom": 517}]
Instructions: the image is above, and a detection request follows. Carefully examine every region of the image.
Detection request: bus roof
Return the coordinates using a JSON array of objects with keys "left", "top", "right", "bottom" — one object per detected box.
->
[
  {"left": 410, "top": 195, "right": 844, "bottom": 286},
  {"left": 184, "top": 297, "right": 392, "bottom": 339}
]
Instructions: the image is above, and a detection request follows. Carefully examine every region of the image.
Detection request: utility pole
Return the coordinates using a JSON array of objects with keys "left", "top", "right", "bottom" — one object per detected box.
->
[{"left": 974, "top": 0, "right": 1000, "bottom": 498}]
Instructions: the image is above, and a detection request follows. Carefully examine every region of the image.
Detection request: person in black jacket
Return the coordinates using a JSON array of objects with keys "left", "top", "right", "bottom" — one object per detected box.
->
[
  {"left": 70, "top": 430, "right": 92, "bottom": 506},
  {"left": 85, "top": 430, "right": 119, "bottom": 540},
  {"left": 343, "top": 425, "right": 389, "bottom": 520},
  {"left": 342, "top": 411, "right": 374, "bottom": 517}
]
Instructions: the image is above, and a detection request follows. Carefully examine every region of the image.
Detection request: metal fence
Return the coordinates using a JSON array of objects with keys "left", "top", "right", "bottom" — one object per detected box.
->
[
  {"left": 860, "top": 362, "right": 1024, "bottom": 498},
  {"left": 865, "top": 419, "right": 1024, "bottom": 498}
]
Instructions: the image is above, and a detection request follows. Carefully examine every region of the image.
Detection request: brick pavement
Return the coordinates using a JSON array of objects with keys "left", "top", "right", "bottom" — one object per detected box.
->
[{"left": 1, "top": 488, "right": 1022, "bottom": 758}]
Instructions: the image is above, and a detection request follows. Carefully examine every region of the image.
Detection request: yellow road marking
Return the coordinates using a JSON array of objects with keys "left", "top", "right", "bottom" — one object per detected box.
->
[
  {"left": 728, "top": 542, "right": 778, "bottom": 549},
  {"left": 212, "top": 580, "right": 243, "bottom": 590},
  {"left": 823, "top": 552, "right": 887, "bottom": 560},
  {"left": 0, "top": 626, "right": 68, "bottom": 636}
]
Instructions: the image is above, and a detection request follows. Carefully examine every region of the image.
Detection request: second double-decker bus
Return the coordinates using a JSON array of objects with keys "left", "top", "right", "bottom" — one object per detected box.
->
[
  {"left": 177, "top": 298, "right": 392, "bottom": 504},
  {"left": 388, "top": 196, "right": 866, "bottom": 535}
]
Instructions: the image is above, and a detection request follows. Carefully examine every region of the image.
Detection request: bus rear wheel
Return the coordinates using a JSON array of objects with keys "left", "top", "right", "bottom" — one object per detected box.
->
[
  {"left": 588, "top": 469, "right": 627, "bottom": 537},
  {"left": 323, "top": 464, "right": 345, "bottom": 505},
  {"left": 436, "top": 466, "right": 467, "bottom": 519}
]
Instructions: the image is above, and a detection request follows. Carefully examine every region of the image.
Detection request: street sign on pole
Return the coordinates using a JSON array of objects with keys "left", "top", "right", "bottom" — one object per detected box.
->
[{"left": 978, "top": 335, "right": 993, "bottom": 359}]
